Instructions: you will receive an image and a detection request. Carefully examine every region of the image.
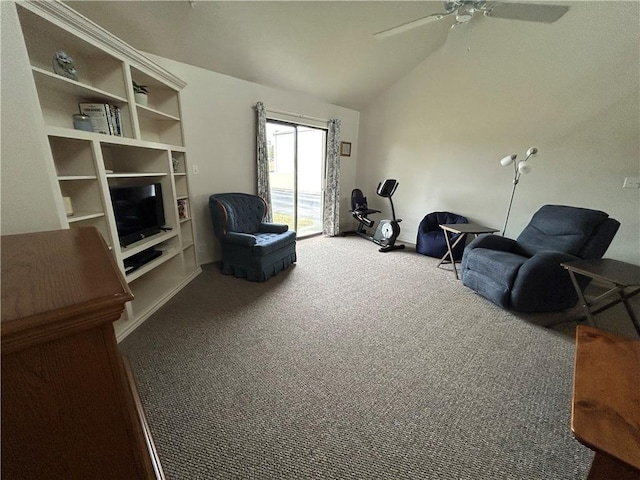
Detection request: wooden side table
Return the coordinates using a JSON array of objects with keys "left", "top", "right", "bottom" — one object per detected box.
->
[
  {"left": 572, "top": 325, "right": 640, "bottom": 479},
  {"left": 1, "top": 228, "right": 164, "bottom": 479},
  {"left": 562, "top": 258, "right": 640, "bottom": 337},
  {"left": 437, "top": 223, "right": 498, "bottom": 279}
]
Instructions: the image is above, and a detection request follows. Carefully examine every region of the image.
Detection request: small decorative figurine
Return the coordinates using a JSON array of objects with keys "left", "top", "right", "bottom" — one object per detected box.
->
[{"left": 52, "top": 51, "right": 78, "bottom": 80}]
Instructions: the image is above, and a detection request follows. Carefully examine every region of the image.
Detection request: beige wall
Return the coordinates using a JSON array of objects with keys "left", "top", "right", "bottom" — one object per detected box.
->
[
  {"left": 357, "top": 1, "right": 640, "bottom": 264},
  {"left": 1, "top": 2, "right": 65, "bottom": 235},
  {"left": 146, "top": 54, "right": 360, "bottom": 264}
]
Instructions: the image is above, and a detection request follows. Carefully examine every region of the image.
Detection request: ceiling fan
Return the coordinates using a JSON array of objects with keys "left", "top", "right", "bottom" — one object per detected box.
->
[{"left": 374, "top": 1, "right": 569, "bottom": 39}]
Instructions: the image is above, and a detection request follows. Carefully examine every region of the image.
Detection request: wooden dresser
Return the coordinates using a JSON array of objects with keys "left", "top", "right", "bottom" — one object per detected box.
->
[{"left": 1, "top": 227, "right": 164, "bottom": 479}]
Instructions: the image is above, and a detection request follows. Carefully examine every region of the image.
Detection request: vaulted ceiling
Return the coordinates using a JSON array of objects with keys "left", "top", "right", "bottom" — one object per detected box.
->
[{"left": 64, "top": 1, "right": 577, "bottom": 110}]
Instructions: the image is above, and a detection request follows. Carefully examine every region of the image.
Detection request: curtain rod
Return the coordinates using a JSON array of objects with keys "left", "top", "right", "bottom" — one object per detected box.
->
[{"left": 266, "top": 108, "right": 329, "bottom": 124}]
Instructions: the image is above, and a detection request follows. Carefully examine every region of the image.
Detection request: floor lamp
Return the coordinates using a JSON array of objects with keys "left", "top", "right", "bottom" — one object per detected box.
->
[{"left": 500, "top": 147, "right": 538, "bottom": 236}]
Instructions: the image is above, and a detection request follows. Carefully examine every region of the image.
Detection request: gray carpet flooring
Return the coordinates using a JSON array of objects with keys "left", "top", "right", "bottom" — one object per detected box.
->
[{"left": 121, "top": 236, "right": 595, "bottom": 479}]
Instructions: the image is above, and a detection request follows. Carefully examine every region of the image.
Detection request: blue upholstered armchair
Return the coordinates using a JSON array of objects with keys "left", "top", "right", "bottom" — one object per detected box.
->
[
  {"left": 461, "top": 205, "right": 619, "bottom": 313},
  {"left": 209, "top": 193, "right": 296, "bottom": 281},
  {"left": 416, "top": 212, "right": 468, "bottom": 260}
]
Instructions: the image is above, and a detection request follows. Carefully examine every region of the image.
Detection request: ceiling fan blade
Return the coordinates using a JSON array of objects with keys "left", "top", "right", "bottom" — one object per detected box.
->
[
  {"left": 484, "top": 3, "right": 569, "bottom": 23},
  {"left": 373, "top": 13, "right": 449, "bottom": 39}
]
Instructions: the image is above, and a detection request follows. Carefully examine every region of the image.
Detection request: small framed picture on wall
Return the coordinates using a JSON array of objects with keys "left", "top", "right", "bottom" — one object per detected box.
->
[{"left": 340, "top": 142, "right": 352, "bottom": 157}]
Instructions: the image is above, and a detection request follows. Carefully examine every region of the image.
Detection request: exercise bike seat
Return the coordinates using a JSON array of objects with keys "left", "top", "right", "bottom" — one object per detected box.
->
[
  {"left": 351, "top": 189, "right": 380, "bottom": 214},
  {"left": 352, "top": 207, "right": 380, "bottom": 215}
]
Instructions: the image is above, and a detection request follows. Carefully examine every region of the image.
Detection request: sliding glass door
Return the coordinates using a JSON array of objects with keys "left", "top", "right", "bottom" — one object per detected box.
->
[{"left": 266, "top": 120, "right": 326, "bottom": 237}]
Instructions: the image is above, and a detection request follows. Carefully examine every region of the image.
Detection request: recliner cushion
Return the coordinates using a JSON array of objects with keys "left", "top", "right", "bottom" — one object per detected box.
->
[{"left": 516, "top": 205, "right": 609, "bottom": 257}]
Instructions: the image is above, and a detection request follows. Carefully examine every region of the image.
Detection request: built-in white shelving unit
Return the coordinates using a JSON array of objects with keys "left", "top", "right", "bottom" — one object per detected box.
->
[{"left": 16, "top": 0, "right": 201, "bottom": 340}]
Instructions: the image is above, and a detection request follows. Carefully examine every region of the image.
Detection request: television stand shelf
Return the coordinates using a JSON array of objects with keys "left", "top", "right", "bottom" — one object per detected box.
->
[
  {"left": 121, "top": 230, "right": 178, "bottom": 259},
  {"left": 107, "top": 172, "right": 168, "bottom": 178},
  {"left": 126, "top": 247, "right": 181, "bottom": 283}
]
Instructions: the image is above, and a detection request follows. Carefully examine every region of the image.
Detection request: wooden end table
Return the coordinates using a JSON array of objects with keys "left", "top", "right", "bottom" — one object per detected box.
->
[
  {"left": 561, "top": 258, "right": 640, "bottom": 337},
  {"left": 572, "top": 325, "right": 640, "bottom": 480},
  {"left": 437, "top": 223, "right": 498, "bottom": 279}
]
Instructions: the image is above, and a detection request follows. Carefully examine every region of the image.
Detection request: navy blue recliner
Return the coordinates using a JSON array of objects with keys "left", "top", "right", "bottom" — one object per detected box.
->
[
  {"left": 209, "top": 193, "right": 296, "bottom": 281},
  {"left": 416, "top": 212, "right": 468, "bottom": 260},
  {"left": 461, "top": 205, "right": 620, "bottom": 313}
]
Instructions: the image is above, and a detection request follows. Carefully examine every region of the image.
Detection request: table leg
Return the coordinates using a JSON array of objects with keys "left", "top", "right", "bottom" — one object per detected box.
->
[
  {"left": 567, "top": 269, "right": 598, "bottom": 327},
  {"left": 436, "top": 232, "right": 454, "bottom": 267},
  {"left": 442, "top": 232, "right": 466, "bottom": 280},
  {"left": 620, "top": 290, "right": 640, "bottom": 337}
]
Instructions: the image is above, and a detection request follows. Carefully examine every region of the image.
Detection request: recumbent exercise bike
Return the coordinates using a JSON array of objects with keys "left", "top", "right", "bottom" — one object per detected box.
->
[{"left": 349, "top": 179, "right": 405, "bottom": 253}]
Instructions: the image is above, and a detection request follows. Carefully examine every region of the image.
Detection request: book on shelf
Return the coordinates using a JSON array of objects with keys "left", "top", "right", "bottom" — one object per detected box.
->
[
  {"left": 78, "top": 103, "right": 123, "bottom": 136},
  {"left": 177, "top": 198, "right": 190, "bottom": 220}
]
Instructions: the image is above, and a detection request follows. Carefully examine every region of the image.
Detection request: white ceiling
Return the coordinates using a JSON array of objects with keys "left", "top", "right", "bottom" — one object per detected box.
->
[{"left": 64, "top": 1, "right": 572, "bottom": 110}]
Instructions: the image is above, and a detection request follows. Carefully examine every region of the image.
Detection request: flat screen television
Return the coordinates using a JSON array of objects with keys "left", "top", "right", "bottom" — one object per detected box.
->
[{"left": 110, "top": 183, "right": 165, "bottom": 247}]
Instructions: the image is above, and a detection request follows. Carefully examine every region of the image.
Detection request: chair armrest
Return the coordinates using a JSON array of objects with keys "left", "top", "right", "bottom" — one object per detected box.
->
[
  {"left": 224, "top": 232, "right": 257, "bottom": 247},
  {"left": 518, "top": 251, "right": 580, "bottom": 279},
  {"left": 465, "top": 234, "right": 518, "bottom": 253},
  {"left": 511, "top": 251, "right": 583, "bottom": 312},
  {"left": 259, "top": 222, "right": 289, "bottom": 234}
]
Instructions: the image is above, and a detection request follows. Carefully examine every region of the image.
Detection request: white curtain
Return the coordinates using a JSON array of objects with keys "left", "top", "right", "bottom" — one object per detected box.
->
[
  {"left": 255, "top": 102, "right": 272, "bottom": 221},
  {"left": 323, "top": 119, "right": 341, "bottom": 236}
]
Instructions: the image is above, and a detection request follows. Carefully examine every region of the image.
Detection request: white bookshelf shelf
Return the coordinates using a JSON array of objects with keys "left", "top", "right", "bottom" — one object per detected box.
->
[
  {"left": 106, "top": 172, "right": 167, "bottom": 178},
  {"left": 125, "top": 248, "right": 181, "bottom": 283},
  {"left": 32, "top": 66, "right": 127, "bottom": 104},
  {"left": 67, "top": 212, "right": 105, "bottom": 223},
  {"left": 46, "top": 126, "right": 186, "bottom": 151},
  {"left": 136, "top": 104, "right": 180, "bottom": 122},
  {"left": 58, "top": 175, "right": 98, "bottom": 181},
  {"left": 119, "top": 231, "right": 179, "bottom": 260}
]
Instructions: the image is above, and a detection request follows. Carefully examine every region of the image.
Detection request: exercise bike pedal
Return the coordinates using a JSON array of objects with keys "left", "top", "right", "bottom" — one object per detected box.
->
[{"left": 379, "top": 244, "right": 405, "bottom": 253}]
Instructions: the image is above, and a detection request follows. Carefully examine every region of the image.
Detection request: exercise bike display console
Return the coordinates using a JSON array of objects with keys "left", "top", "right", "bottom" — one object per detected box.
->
[{"left": 348, "top": 179, "right": 405, "bottom": 253}]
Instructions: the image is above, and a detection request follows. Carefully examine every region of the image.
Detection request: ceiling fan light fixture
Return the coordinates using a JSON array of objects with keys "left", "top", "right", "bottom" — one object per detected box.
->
[
  {"left": 373, "top": 1, "right": 569, "bottom": 39},
  {"left": 444, "top": 1, "right": 463, "bottom": 13}
]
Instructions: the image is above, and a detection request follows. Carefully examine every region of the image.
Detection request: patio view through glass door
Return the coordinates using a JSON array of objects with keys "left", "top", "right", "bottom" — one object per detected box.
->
[{"left": 266, "top": 120, "right": 326, "bottom": 237}]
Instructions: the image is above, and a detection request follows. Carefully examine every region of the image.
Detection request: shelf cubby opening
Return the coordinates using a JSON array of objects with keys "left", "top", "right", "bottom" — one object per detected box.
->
[
  {"left": 130, "top": 66, "right": 181, "bottom": 119},
  {"left": 102, "top": 143, "right": 170, "bottom": 175},
  {"left": 138, "top": 115, "right": 183, "bottom": 147},
  {"left": 58, "top": 178, "right": 104, "bottom": 217},
  {"left": 125, "top": 245, "right": 182, "bottom": 283},
  {"left": 18, "top": 6, "right": 127, "bottom": 98},
  {"left": 49, "top": 136, "right": 96, "bottom": 177},
  {"left": 183, "top": 244, "right": 198, "bottom": 273},
  {"left": 171, "top": 152, "right": 186, "bottom": 174},
  {"left": 126, "top": 255, "right": 186, "bottom": 320},
  {"left": 119, "top": 230, "right": 178, "bottom": 260},
  {"left": 174, "top": 175, "right": 189, "bottom": 198},
  {"left": 180, "top": 221, "right": 194, "bottom": 247},
  {"left": 36, "top": 84, "right": 132, "bottom": 137},
  {"left": 67, "top": 216, "right": 112, "bottom": 248}
]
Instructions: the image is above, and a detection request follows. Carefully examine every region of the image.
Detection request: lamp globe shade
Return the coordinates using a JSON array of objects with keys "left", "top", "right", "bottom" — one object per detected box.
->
[
  {"left": 500, "top": 154, "right": 516, "bottom": 167},
  {"left": 526, "top": 147, "right": 538, "bottom": 157},
  {"left": 518, "top": 162, "right": 532, "bottom": 175}
]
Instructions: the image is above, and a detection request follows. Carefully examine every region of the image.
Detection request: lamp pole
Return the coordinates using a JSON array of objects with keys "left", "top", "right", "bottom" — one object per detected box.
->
[{"left": 500, "top": 147, "right": 538, "bottom": 236}]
